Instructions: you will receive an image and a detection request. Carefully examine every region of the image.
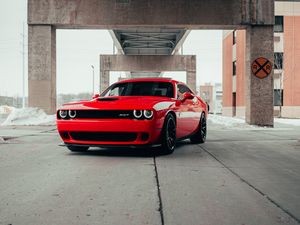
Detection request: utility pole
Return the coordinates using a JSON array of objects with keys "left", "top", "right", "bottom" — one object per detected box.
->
[
  {"left": 21, "top": 22, "right": 25, "bottom": 108},
  {"left": 91, "top": 65, "right": 95, "bottom": 94}
]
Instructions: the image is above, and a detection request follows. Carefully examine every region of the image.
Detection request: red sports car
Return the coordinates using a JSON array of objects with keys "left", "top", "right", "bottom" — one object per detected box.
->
[{"left": 56, "top": 78, "right": 208, "bottom": 154}]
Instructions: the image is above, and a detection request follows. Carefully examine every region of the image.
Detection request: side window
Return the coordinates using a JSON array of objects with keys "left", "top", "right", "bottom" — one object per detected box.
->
[
  {"left": 177, "top": 84, "right": 193, "bottom": 99},
  {"left": 107, "top": 85, "right": 126, "bottom": 96},
  {"left": 108, "top": 87, "right": 119, "bottom": 96}
]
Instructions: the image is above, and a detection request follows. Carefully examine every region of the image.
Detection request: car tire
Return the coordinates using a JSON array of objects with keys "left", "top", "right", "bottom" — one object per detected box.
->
[
  {"left": 190, "top": 112, "right": 207, "bottom": 144},
  {"left": 160, "top": 113, "right": 176, "bottom": 154},
  {"left": 67, "top": 145, "right": 89, "bottom": 152}
]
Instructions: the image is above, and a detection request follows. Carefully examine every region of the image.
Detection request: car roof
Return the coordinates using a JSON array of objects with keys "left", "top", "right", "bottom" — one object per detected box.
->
[{"left": 117, "top": 77, "right": 179, "bottom": 84}]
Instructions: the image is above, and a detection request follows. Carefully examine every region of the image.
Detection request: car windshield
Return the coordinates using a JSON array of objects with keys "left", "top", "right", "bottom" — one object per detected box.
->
[{"left": 101, "top": 81, "right": 174, "bottom": 98}]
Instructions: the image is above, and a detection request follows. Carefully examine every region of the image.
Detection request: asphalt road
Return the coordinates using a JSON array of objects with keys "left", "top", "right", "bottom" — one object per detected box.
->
[{"left": 0, "top": 122, "right": 299, "bottom": 225}]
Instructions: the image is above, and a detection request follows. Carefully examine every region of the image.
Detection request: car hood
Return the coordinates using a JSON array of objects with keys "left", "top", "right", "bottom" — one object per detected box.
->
[{"left": 59, "top": 96, "right": 175, "bottom": 111}]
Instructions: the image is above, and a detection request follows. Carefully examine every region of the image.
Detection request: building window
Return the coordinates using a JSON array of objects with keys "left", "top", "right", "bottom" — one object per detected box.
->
[
  {"left": 274, "top": 16, "right": 284, "bottom": 33},
  {"left": 233, "top": 30, "right": 237, "bottom": 45},
  {"left": 233, "top": 61, "right": 236, "bottom": 76},
  {"left": 274, "top": 52, "right": 283, "bottom": 69},
  {"left": 274, "top": 89, "right": 283, "bottom": 106}
]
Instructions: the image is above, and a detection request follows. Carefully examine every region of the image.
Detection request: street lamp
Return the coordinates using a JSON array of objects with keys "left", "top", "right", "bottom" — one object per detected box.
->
[{"left": 91, "top": 65, "right": 95, "bottom": 95}]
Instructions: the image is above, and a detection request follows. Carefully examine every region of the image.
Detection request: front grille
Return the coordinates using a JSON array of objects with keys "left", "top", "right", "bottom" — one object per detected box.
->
[
  {"left": 69, "top": 132, "right": 137, "bottom": 142},
  {"left": 75, "top": 110, "right": 134, "bottom": 119}
]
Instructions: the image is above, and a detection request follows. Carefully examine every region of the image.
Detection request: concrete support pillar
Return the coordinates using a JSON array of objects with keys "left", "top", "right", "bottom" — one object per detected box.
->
[
  {"left": 100, "top": 71, "right": 109, "bottom": 93},
  {"left": 245, "top": 26, "right": 274, "bottom": 126},
  {"left": 28, "top": 25, "right": 56, "bottom": 114},
  {"left": 186, "top": 56, "right": 197, "bottom": 93},
  {"left": 186, "top": 72, "right": 196, "bottom": 93},
  {"left": 99, "top": 54, "right": 110, "bottom": 93},
  {"left": 99, "top": 55, "right": 196, "bottom": 94}
]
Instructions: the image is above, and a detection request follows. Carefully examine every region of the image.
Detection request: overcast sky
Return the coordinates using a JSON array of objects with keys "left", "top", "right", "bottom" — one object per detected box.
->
[{"left": 0, "top": 0, "right": 222, "bottom": 97}]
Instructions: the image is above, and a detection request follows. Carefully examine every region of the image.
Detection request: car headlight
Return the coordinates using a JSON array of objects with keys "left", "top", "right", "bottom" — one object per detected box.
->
[
  {"left": 59, "top": 110, "right": 68, "bottom": 119},
  {"left": 133, "top": 110, "right": 143, "bottom": 119},
  {"left": 69, "top": 110, "right": 76, "bottom": 119},
  {"left": 143, "top": 110, "right": 153, "bottom": 119}
]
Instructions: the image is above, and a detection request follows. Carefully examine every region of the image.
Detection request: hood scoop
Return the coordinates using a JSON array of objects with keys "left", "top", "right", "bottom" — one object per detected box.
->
[{"left": 97, "top": 97, "right": 119, "bottom": 101}]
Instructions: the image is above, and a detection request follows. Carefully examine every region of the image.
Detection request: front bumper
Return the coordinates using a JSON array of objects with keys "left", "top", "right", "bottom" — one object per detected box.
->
[
  {"left": 60, "top": 143, "right": 161, "bottom": 149},
  {"left": 56, "top": 118, "right": 163, "bottom": 146}
]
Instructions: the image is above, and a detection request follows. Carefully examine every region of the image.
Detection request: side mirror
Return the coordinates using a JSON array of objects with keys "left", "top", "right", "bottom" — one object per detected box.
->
[
  {"left": 182, "top": 92, "right": 194, "bottom": 101},
  {"left": 92, "top": 94, "right": 100, "bottom": 99}
]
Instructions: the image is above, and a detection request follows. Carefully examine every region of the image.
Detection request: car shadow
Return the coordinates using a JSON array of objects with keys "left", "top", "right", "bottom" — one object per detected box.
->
[
  {"left": 68, "top": 146, "right": 162, "bottom": 158},
  {"left": 67, "top": 140, "right": 194, "bottom": 158}
]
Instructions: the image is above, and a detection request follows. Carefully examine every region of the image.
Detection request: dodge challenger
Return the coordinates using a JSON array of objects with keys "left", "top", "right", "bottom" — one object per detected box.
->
[{"left": 56, "top": 78, "right": 208, "bottom": 154}]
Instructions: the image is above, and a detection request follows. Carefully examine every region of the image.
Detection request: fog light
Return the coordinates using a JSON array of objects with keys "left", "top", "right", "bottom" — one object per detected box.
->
[
  {"left": 59, "top": 131, "right": 70, "bottom": 140},
  {"left": 141, "top": 133, "right": 149, "bottom": 141}
]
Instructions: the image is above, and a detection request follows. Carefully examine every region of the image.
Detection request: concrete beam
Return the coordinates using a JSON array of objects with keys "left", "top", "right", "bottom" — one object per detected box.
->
[
  {"left": 172, "top": 30, "right": 190, "bottom": 55},
  {"left": 28, "top": 0, "right": 274, "bottom": 29},
  {"left": 28, "top": 25, "right": 56, "bottom": 114},
  {"left": 108, "top": 30, "right": 124, "bottom": 54},
  {"left": 245, "top": 25, "right": 274, "bottom": 127},
  {"left": 100, "top": 55, "right": 196, "bottom": 93}
]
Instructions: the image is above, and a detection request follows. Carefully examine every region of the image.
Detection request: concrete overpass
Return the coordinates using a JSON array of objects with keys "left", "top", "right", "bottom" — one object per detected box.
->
[
  {"left": 101, "top": 28, "right": 192, "bottom": 93},
  {"left": 28, "top": 0, "right": 274, "bottom": 126}
]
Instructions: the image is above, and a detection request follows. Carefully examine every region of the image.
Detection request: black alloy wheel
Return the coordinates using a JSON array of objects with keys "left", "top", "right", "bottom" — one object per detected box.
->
[
  {"left": 161, "top": 114, "right": 176, "bottom": 154},
  {"left": 190, "top": 112, "right": 207, "bottom": 144}
]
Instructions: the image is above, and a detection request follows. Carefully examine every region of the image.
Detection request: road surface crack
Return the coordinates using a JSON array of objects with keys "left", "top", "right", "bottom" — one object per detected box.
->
[
  {"left": 153, "top": 156, "right": 165, "bottom": 225},
  {"left": 198, "top": 145, "right": 300, "bottom": 224}
]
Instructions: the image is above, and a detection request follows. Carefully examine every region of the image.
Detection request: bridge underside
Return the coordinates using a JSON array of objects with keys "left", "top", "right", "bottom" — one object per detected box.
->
[
  {"left": 109, "top": 28, "right": 189, "bottom": 79},
  {"left": 28, "top": 0, "right": 274, "bottom": 126},
  {"left": 112, "top": 28, "right": 187, "bottom": 55}
]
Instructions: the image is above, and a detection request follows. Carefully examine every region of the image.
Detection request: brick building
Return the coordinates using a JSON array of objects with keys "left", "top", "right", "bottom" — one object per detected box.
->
[
  {"left": 222, "top": 1, "right": 300, "bottom": 118},
  {"left": 199, "top": 83, "right": 222, "bottom": 114}
]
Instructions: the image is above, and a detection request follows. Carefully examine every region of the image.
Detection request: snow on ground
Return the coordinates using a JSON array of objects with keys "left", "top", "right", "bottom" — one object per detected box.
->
[
  {"left": 0, "top": 105, "right": 299, "bottom": 127},
  {"left": 209, "top": 114, "right": 300, "bottom": 128},
  {"left": 0, "top": 137, "right": 5, "bottom": 143},
  {"left": 208, "top": 114, "right": 247, "bottom": 127},
  {"left": 0, "top": 105, "right": 14, "bottom": 114},
  {"left": 0, "top": 105, "right": 15, "bottom": 124},
  {"left": 275, "top": 118, "right": 300, "bottom": 126},
  {"left": 1, "top": 107, "right": 55, "bottom": 126}
]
